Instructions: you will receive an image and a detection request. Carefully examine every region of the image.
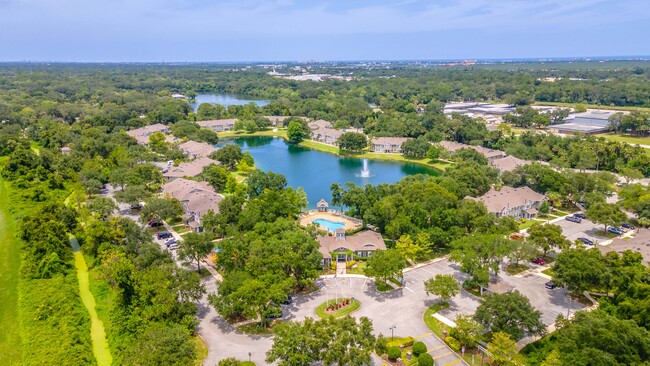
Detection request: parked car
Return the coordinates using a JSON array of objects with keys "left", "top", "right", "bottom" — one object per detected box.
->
[
  {"left": 607, "top": 227, "right": 624, "bottom": 235},
  {"left": 148, "top": 221, "right": 163, "bottom": 228},
  {"left": 573, "top": 213, "right": 586, "bottom": 219},
  {"left": 531, "top": 257, "right": 546, "bottom": 265},
  {"left": 577, "top": 237, "right": 594, "bottom": 245},
  {"left": 510, "top": 233, "right": 525, "bottom": 241},
  {"left": 130, "top": 203, "right": 142, "bottom": 210},
  {"left": 545, "top": 281, "right": 557, "bottom": 289},
  {"left": 156, "top": 231, "right": 172, "bottom": 239},
  {"left": 165, "top": 238, "right": 177, "bottom": 246},
  {"left": 565, "top": 216, "right": 582, "bottom": 223},
  {"left": 168, "top": 243, "right": 179, "bottom": 250},
  {"left": 621, "top": 222, "right": 635, "bottom": 230}
]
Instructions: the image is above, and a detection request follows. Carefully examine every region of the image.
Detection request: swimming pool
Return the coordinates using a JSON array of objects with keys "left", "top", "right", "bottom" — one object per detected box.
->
[{"left": 313, "top": 218, "right": 346, "bottom": 232}]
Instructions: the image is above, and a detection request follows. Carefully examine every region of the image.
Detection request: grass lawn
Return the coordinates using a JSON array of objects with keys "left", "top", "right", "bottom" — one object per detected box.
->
[
  {"left": 542, "top": 268, "right": 554, "bottom": 277},
  {"left": 315, "top": 298, "right": 360, "bottom": 318},
  {"left": 172, "top": 224, "right": 191, "bottom": 234},
  {"left": 423, "top": 305, "right": 451, "bottom": 339},
  {"left": 194, "top": 335, "right": 208, "bottom": 366},
  {"left": 236, "top": 320, "right": 282, "bottom": 335},
  {"left": 506, "top": 263, "right": 530, "bottom": 275},
  {"left": 375, "top": 280, "right": 394, "bottom": 292},
  {"left": 73, "top": 248, "right": 113, "bottom": 366},
  {"left": 595, "top": 133, "right": 650, "bottom": 146},
  {"left": 218, "top": 129, "right": 288, "bottom": 139},
  {"left": 0, "top": 179, "right": 21, "bottom": 364},
  {"left": 594, "top": 230, "right": 620, "bottom": 239},
  {"left": 518, "top": 220, "right": 542, "bottom": 230},
  {"left": 346, "top": 261, "right": 367, "bottom": 275}
]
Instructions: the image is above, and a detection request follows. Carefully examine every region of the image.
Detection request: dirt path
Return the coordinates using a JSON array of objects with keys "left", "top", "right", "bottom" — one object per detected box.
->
[
  {"left": 0, "top": 180, "right": 21, "bottom": 364},
  {"left": 71, "top": 237, "right": 113, "bottom": 366}
]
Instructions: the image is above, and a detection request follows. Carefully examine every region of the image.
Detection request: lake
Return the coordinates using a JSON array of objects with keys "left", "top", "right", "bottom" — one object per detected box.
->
[
  {"left": 190, "top": 93, "right": 270, "bottom": 112},
  {"left": 219, "top": 136, "right": 439, "bottom": 208}
]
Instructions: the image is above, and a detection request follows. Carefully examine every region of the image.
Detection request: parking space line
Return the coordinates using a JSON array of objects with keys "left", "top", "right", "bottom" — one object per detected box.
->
[
  {"left": 404, "top": 286, "right": 414, "bottom": 293},
  {"left": 433, "top": 352, "right": 452, "bottom": 359}
]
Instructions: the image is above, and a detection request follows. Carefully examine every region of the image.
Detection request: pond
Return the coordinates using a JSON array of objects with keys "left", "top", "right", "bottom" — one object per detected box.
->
[
  {"left": 219, "top": 136, "right": 439, "bottom": 208},
  {"left": 190, "top": 93, "right": 270, "bottom": 112}
]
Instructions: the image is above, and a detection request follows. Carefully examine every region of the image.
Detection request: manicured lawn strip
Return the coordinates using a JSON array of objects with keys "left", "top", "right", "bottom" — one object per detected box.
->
[
  {"left": 88, "top": 266, "right": 125, "bottom": 364},
  {"left": 594, "top": 133, "right": 650, "bottom": 146},
  {"left": 172, "top": 224, "right": 191, "bottom": 234},
  {"left": 0, "top": 179, "right": 21, "bottom": 364},
  {"left": 194, "top": 335, "right": 208, "bottom": 366},
  {"left": 594, "top": 230, "right": 620, "bottom": 239},
  {"left": 518, "top": 220, "right": 540, "bottom": 230},
  {"left": 542, "top": 268, "right": 554, "bottom": 277},
  {"left": 506, "top": 263, "right": 530, "bottom": 275},
  {"left": 217, "top": 129, "right": 451, "bottom": 171},
  {"left": 423, "top": 303, "right": 482, "bottom": 366},
  {"left": 236, "top": 320, "right": 282, "bottom": 335},
  {"left": 73, "top": 249, "right": 112, "bottom": 366},
  {"left": 315, "top": 299, "right": 360, "bottom": 318}
]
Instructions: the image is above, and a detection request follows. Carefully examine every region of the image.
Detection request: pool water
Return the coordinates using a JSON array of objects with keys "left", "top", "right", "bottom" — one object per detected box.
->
[{"left": 313, "top": 219, "right": 345, "bottom": 232}]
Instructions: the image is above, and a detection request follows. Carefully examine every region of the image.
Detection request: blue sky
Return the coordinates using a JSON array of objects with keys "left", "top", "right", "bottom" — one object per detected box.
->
[{"left": 1, "top": 0, "right": 648, "bottom": 62}]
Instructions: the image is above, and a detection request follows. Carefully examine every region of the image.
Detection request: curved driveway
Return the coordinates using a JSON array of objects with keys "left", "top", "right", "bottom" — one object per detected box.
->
[{"left": 197, "top": 259, "right": 467, "bottom": 366}]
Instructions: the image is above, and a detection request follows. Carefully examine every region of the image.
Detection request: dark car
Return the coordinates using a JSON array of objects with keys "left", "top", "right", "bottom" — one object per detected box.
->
[
  {"left": 156, "top": 231, "right": 172, "bottom": 239},
  {"left": 573, "top": 213, "right": 586, "bottom": 219},
  {"left": 565, "top": 216, "right": 582, "bottom": 223},
  {"left": 545, "top": 281, "right": 557, "bottom": 289},
  {"left": 148, "top": 221, "right": 163, "bottom": 228},
  {"left": 531, "top": 257, "right": 546, "bottom": 265},
  {"left": 577, "top": 237, "right": 594, "bottom": 245},
  {"left": 621, "top": 222, "right": 635, "bottom": 230},
  {"left": 607, "top": 227, "right": 624, "bottom": 235}
]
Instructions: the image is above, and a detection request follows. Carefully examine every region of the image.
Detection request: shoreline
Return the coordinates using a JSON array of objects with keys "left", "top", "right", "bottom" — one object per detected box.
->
[{"left": 217, "top": 129, "right": 450, "bottom": 172}]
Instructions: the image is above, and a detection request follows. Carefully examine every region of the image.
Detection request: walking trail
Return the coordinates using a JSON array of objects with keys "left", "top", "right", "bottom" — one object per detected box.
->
[{"left": 70, "top": 237, "right": 113, "bottom": 366}]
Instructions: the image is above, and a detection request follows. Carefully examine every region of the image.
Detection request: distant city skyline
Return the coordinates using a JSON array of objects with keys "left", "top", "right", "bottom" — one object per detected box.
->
[{"left": 1, "top": 0, "right": 648, "bottom": 62}]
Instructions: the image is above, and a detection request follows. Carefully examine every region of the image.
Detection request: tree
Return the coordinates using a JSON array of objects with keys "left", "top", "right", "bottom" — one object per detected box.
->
[
  {"left": 538, "top": 200, "right": 550, "bottom": 215},
  {"left": 114, "top": 184, "right": 150, "bottom": 206},
  {"left": 426, "top": 144, "right": 443, "bottom": 161},
  {"left": 451, "top": 315, "right": 483, "bottom": 349},
  {"left": 266, "top": 316, "right": 376, "bottom": 366},
  {"left": 338, "top": 132, "right": 367, "bottom": 152},
  {"left": 330, "top": 183, "right": 343, "bottom": 212},
  {"left": 364, "top": 249, "right": 407, "bottom": 286},
  {"left": 395, "top": 234, "right": 428, "bottom": 262},
  {"left": 201, "top": 164, "right": 231, "bottom": 192},
  {"left": 619, "top": 166, "right": 643, "bottom": 184},
  {"left": 213, "top": 144, "right": 243, "bottom": 170},
  {"left": 124, "top": 323, "right": 196, "bottom": 366},
  {"left": 246, "top": 170, "right": 287, "bottom": 198},
  {"left": 527, "top": 223, "right": 570, "bottom": 257},
  {"left": 86, "top": 197, "right": 118, "bottom": 219},
  {"left": 508, "top": 240, "right": 539, "bottom": 266},
  {"left": 287, "top": 120, "right": 306, "bottom": 143},
  {"left": 552, "top": 248, "right": 608, "bottom": 293},
  {"left": 177, "top": 232, "right": 214, "bottom": 271},
  {"left": 586, "top": 202, "right": 626, "bottom": 231},
  {"left": 474, "top": 291, "right": 545, "bottom": 340},
  {"left": 417, "top": 353, "right": 434, "bottom": 366},
  {"left": 450, "top": 234, "right": 513, "bottom": 285},
  {"left": 424, "top": 274, "right": 460, "bottom": 302},
  {"left": 487, "top": 332, "right": 525, "bottom": 366},
  {"left": 141, "top": 197, "right": 184, "bottom": 224},
  {"left": 401, "top": 137, "right": 430, "bottom": 158}
]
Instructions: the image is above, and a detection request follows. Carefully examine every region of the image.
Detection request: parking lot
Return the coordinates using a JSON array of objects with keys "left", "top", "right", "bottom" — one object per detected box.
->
[{"left": 554, "top": 216, "right": 613, "bottom": 245}]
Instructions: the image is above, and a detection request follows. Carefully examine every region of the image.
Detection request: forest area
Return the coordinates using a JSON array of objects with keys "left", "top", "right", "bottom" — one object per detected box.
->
[{"left": 0, "top": 61, "right": 649, "bottom": 365}]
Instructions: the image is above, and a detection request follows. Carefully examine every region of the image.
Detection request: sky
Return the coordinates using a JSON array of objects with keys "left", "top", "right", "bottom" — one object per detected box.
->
[{"left": 1, "top": 0, "right": 649, "bottom": 62}]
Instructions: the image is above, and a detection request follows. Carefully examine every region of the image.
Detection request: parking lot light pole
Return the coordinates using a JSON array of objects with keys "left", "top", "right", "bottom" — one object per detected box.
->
[{"left": 389, "top": 325, "right": 396, "bottom": 341}]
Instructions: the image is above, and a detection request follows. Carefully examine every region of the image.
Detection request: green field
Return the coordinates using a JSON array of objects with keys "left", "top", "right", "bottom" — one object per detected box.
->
[
  {"left": 0, "top": 179, "right": 21, "bottom": 365},
  {"left": 594, "top": 133, "right": 650, "bottom": 146}
]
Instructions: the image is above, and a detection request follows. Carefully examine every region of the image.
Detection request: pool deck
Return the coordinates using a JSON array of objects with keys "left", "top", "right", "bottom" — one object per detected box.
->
[{"left": 299, "top": 211, "right": 361, "bottom": 231}]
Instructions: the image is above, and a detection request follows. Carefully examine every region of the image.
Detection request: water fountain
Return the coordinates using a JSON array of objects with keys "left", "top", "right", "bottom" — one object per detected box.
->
[{"left": 360, "top": 159, "right": 371, "bottom": 178}]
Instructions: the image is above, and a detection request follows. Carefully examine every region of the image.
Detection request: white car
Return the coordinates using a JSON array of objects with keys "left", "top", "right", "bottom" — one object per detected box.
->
[{"left": 168, "top": 243, "right": 179, "bottom": 250}]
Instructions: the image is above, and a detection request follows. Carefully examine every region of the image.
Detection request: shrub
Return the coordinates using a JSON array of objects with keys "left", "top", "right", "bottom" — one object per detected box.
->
[
  {"left": 418, "top": 353, "right": 434, "bottom": 366},
  {"left": 412, "top": 341, "right": 427, "bottom": 357},
  {"left": 219, "top": 358, "right": 242, "bottom": 366},
  {"left": 346, "top": 260, "right": 357, "bottom": 269},
  {"left": 402, "top": 336, "right": 415, "bottom": 347},
  {"left": 445, "top": 336, "right": 461, "bottom": 352},
  {"left": 375, "top": 335, "right": 388, "bottom": 355},
  {"left": 387, "top": 346, "right": 401, "bottom": 361}
]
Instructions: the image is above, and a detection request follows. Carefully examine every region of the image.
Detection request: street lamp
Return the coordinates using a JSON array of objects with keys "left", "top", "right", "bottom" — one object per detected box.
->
[
  {"left": 389, "top": 325, "right": 396, "bottom": 341},
  {"left": 248, "top": 352, "right": 251, "bottom": 362}
]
